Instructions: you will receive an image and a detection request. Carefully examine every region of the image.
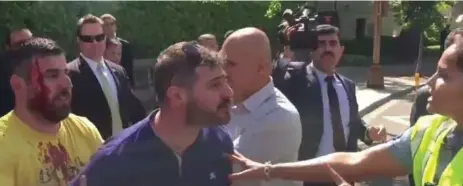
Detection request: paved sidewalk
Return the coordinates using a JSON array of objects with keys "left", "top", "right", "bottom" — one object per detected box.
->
[
  {"left": 356, "top": 77, "right": 418, "bottom": 117},
  {"left": 337, "top": 65, "right": 431, "bottom": 117}
]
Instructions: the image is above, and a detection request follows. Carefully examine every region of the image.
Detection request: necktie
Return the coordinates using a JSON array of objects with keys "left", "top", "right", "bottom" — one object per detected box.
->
[
  {"left": 325, "top": 76, "right": 346, "bottom": 151},
  {"left": 96, "top": 63, "right": 123, "bottom": 135}
]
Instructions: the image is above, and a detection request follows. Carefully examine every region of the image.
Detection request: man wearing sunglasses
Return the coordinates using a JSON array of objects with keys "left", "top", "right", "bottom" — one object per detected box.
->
[
  {"left": 67, "top": 14, "right": 145, "bottom": 140},
  {"left": 71, "top": 41, "right": 234, "bottom": 186}
]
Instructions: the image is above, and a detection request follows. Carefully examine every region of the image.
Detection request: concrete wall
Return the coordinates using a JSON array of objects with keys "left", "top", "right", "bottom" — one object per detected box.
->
[
  {"left": 450, "top": 1, "right": 463, "bottom": 30},
  {"left": 316, "top": 1, "right": 401, "bottom": 40}
]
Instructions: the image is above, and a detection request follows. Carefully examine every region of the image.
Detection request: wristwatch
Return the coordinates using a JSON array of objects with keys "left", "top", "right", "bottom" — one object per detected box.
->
[{"left": 263, "top": 161, "right": 273, "bottom": 181}]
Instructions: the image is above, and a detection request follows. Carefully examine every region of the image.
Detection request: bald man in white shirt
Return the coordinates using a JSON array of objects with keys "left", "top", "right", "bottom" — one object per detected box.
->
[{"left": 220, "top": 27, "right": 302, "bottom": 186}]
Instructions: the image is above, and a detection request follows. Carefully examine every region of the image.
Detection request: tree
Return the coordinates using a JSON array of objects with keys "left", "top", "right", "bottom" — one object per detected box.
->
[
  {"left": 390, "top": 0, "right": 454, "bottom": 79},
  {"left": 390, "top": 0, "right": 454, "bottom": 44}
]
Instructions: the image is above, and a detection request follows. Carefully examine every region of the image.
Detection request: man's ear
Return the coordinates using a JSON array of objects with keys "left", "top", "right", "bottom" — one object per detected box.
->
[
  {"left": 165, "top": 86, "right": 188, "bottom": 106},
  {"left": 10, "top": 75, "right": 25, "bottom": 92}
]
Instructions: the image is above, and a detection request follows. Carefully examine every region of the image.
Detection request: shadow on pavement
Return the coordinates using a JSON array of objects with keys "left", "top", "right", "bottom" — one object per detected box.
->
[
  {"left": 396, "top": 92, "right": 416, "bottom": 102},
  {"left": 357, "top": 176, "right": 410, "bottom": 186},
  {"left": 356, "top": 78, "right": 412, "bottom": 94}
]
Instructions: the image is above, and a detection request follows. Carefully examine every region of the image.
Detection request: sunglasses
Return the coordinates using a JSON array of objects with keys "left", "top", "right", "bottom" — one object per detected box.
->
[
  {"left": 182, "top": 41, "right": 202, "bottom": 66},
  {"left": 78, "top": 33, "right": 106, "bottom": 43}
]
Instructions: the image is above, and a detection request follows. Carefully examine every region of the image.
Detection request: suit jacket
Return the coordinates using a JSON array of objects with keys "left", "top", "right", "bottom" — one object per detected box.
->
[
  {"left": 67, "top": 56, "right": 145, "bottom": 139},
  {"left": 275, "top": 62, "right": 369, "bottom": 186},
  {"left": 0, "top": 51, "right": 15, "bottom": 116},
  {"left": 275, "top": 62, "right": 371, "bottom": 159},
  {"left": 410, "top": 86, "right": 431, "bottom": 127},
  {"left": 118, "top": 37, "right": 134, "bottom": 86}
]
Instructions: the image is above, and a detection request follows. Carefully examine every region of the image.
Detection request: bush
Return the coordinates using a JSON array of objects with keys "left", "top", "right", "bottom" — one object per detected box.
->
[{"left": 0, "top": 1, "right": 281, "bottom": 59}]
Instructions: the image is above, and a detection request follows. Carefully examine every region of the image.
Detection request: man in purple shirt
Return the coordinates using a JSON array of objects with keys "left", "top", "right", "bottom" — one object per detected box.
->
[{"left": 71, "top": 41, "right": 234, "bottom": 186}]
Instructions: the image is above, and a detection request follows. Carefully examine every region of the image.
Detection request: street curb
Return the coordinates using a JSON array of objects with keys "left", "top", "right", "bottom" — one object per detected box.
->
[{"left": 358, "top": 84, "right": 423, "bottom": 118}]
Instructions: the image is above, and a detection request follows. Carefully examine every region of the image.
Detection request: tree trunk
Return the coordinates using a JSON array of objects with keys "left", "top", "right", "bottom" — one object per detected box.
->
[{"left": 414, "top": 31, "right": 423, "bottom": 88}]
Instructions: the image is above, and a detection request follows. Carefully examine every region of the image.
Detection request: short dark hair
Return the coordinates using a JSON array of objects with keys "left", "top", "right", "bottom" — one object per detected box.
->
[
  {"left": 153, "top": 41, "right": 224, "bottom": 105},
  {"left": 5, "top": 28, "right": 32, "bottom": 47},
  {"left": 76, "top": 14, "right": 103, "bottom": 36},
  {"left": 106, "top": 38, "right": 121, "bottom": 48},
  {"left": 8, "top": 37, "right": 64, "bottom": 81},
  {"left": 315, "top": 24, "right": 341, "bottom": 38},
  {"left": 444, "top": 27, "right": 463, "bottom": 49}
]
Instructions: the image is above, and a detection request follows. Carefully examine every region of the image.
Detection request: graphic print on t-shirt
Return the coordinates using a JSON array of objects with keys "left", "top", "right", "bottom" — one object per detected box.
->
[{"left": 37, "top": 141, "right": 85, "bottom": 186}]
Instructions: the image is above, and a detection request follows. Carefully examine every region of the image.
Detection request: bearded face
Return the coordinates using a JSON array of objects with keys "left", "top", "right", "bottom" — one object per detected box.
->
[
  {"left": 22, "top": 54, "right": 73, "bottom": 124},
  {"left": 185, "top": 92, "right": 232, "bottom": 127},
  {"left": 27, "top": 84, "right": 72, "bottom": 123}
]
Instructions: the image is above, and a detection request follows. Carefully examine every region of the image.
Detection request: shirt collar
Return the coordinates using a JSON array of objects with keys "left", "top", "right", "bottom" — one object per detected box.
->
[
  {"left": 81, "top": 54, "right": 104, "bottom": 71},
  {"left": 240, "top": 78, "right": 275, "bottom": 113},
  {"left": 309, "top": 62, "right": 338, "bottom": 82}
]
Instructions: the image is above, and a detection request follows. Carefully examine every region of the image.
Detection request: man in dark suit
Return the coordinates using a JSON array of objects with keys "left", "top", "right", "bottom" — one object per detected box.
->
[
  {"left": 275, "top": 25, "right": 386, "bottom": 186},
  {"left": 0, "top": 28, "right": 33, "bottom": 116},
  {"left": 67, "top": 14, "right": 145, "bottom": 139},
  {"left": 409, "top": 86, "right": 431, "bottom": 126},
  {"left": 100, "top": 14, "right": 135, "bottom": 86},
  {"left": 440, "top": 25, "right": 450, "bottom": 54}
]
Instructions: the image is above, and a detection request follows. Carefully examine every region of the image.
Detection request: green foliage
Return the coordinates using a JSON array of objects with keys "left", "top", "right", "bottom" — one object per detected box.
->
[
  {"left": 265, "top": 0, "right": 282, "bottom": 19},
  {"left": 389, "top": 0, "right": 455, "bottom": 44},
  {"left": 264, "top": 1, "right": 307, "bottom": 20},
  {"left": 0, "top": 1, "right": 281, "bottom": 59}
]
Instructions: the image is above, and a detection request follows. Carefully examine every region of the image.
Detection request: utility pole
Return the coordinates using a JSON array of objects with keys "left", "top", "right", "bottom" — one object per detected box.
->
[{"left": 366, "top": 0, "right": 385, "bottom": 89}]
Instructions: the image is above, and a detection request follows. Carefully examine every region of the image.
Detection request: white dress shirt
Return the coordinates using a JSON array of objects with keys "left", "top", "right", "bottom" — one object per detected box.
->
[
  {"left": 81, "top": 54, "right": 119, "bottom": 100},
  {"left": 309, "top": 63, "right": 351, "bottom": 157},
  {"left": 226, "top": 79, "right": 302, "bottom": 186}
]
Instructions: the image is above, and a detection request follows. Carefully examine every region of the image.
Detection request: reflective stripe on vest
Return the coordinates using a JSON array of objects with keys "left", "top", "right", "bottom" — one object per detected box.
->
[
  {"left": 411, "top": 115, "right": 445, "bottom": 186},
  {"left": 410, "top": 114, "right": 463, "bottom": 186}
]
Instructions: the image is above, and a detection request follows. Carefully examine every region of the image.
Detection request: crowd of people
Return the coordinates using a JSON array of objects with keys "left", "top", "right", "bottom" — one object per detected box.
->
[{"left": 0, "top": 11, "right": 462, "bottom": 186}]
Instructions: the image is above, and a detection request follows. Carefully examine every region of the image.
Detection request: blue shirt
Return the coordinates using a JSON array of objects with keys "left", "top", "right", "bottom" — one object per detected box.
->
[{"left": 70, "top": 110, "right": 234, "bottom": 186}]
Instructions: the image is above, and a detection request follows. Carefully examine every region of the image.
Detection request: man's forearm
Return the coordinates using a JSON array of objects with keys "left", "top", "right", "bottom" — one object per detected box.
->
[
  {"left": 268, "top": 144, "right": 407, "bottom": 182},
  {"left": 270, "top": 152, "right": 361, "bottom": 182}
]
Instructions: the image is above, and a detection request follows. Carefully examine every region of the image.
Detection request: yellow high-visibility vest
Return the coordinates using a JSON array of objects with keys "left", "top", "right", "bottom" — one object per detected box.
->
[{"left": 410, "top": 114, "right": 463, "bottom": 186}]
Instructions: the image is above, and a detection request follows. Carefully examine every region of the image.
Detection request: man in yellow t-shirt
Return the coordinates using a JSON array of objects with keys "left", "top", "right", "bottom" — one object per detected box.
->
[{"left": 0, "top": 37, "right": 103, "bottom": 186}]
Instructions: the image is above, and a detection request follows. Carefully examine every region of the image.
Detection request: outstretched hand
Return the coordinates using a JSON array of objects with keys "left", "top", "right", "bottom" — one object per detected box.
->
[
  {"left": 368, "top": 125, "right": 387, "bottom": 142},
  {"left": 326, "top": 164, "right": 352, "bottom": 186},
  {"left": 228, "top": 152, "right": 266, "bottom": 181},
  {"left": 230, "top": 152, "right": 353, "bottom": 186}
]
